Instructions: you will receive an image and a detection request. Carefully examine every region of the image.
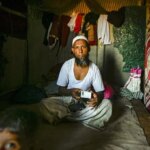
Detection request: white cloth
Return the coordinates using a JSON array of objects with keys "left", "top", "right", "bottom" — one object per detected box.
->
[
  {"left": 57, "top": 58, "right": 104, "bottom": 92},
  {"left": 72, "top": 35, "right": 88, "bottom": 46},
  {"left": 97, "top": 14, "right": 111, "bottom": 45},
  {"left": 47, "top": 22, "right": 52, "bottom": 41},
  {"left": 40, "top": 96, "right": 112, "bottom": 130},
  {"left": 68, "top": 98, "right": 112, "bottom": 130},
  {"left": 67, "top": 14, "right": 78, "bottom": 31}
]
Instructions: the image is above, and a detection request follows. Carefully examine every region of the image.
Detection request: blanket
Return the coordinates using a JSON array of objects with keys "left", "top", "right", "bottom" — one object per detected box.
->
[
  {"left": 32, "top": 96, "right": 150, "bottom": 150},
  {"left": 1, "top": 96, "right": 150, "bottom": 150}
]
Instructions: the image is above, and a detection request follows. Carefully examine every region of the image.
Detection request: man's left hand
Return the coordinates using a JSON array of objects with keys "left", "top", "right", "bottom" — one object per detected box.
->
[{"left": 87, "top": 92, "right": 99, "bottom": 107}]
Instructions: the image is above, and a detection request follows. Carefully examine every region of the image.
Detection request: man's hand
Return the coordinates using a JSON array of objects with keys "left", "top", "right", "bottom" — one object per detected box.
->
[
  {"left": 87, "top": 92, "right": 98, "bottom": 107},
  {"left": 71, "top": 88, "right": 81, "bottom": 100},
  {"left": 87, "top": 91, "right": 103, "bottom": 107},
  {"left": 58, "top": 86, "right": 81, "bottom": 100}
]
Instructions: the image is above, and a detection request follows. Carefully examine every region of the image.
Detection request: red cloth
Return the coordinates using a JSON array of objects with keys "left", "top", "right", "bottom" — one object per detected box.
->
[
  {"left": 89, "top": 25, "right": 97, "bottom": 46},
  {"left": 148, "top": 70, "right": 150, "bottom": 80},
  {"left": 74, "top": 14, "right": 84, "bottom": 34}
]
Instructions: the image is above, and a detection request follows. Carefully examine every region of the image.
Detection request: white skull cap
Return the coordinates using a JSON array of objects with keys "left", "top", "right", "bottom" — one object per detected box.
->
[{"left": 72, "top": 35, "right": 88, "bottom": 46}]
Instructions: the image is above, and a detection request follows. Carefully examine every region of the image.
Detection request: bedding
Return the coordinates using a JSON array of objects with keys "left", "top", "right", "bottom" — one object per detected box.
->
[
  {"left": 7, "top": 95, "right": 150, "bottom": 150},
  {"left": 25, "top": 96, "right": 150, "bottom": 150}
]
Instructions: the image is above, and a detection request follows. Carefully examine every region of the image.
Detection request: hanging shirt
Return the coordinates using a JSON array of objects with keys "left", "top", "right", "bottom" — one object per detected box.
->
[
  {"left": 97, "top": 14, "right": 111, "bottom": 45},
  {"left": 67, "top": 13, "right": 78, "bottom": 31},
  {"left": 74, "top": 13, "right": 84, "bottom": 34}
]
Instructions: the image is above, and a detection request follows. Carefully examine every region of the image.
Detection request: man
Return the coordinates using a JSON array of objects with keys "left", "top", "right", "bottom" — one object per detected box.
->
[
  {"left": 40, "top": 35, "right": 112, "bottom": 130},
  {"left": 57, "top": 35, "right": 104, "bottom": 107}
]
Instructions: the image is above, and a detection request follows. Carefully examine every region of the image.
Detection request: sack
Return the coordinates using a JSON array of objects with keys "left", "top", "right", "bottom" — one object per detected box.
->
[{"left": 124, "top": 67, "right": 142, "bottom": 93}]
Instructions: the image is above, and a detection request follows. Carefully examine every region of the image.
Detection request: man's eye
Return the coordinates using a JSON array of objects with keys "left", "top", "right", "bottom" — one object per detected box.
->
[
  {"left": 74, "top": 46, "right": 78, "bottom": 49},
  {"left": 74, "top": 46, "right": 87, "bottom": 49},
  {"left": 82, "top": 46, "right": 87, "bottom": 48},
  {"left": 5, "top": 141, "right": 20, "bottom": 150}
]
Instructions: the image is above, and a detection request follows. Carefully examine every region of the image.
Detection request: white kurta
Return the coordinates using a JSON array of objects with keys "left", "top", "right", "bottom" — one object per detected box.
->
[{"left": 57, "top": 58, "right": 104, "bottom": 92}]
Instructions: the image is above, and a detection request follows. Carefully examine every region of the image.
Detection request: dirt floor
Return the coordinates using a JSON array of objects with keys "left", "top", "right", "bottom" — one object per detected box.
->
[{"left": 131, "top": 100, "right": 150, "bottom": 145}]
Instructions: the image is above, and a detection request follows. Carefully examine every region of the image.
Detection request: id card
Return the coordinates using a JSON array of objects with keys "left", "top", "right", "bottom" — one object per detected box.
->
[{"left": 80, "top": 91, "right": 92, "bottom": 99}]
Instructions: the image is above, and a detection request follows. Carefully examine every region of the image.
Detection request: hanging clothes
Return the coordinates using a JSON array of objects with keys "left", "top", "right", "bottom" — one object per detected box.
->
[
  {"left": 42, "top": 12, "right": 54, "bottom": 46},
  {"left": 78, "top": 12, "right": 99, "bottom": 45},
  {"left": 59, "top": 15, "right": 71, "bottom": 47},
  {"left": 97, "top": 14, "right": 111, "bottom": 45},
  {"left": 47, "top": 15, "right": 61, "bottom": 49},
  {"left": 74, "top": 13, "right": 84, "bottom": 34},
  {"left": 86, "top": 24, "right": 97, "bottom": 45},
  {"left": 67, "top": 13, "right": 78, "bottom": 32},
  {"left": 82, "top": 12, "right": 99, "bottom": 38},
  {"left": 107, "top": 7, "right": 125, "bottom": 28}
]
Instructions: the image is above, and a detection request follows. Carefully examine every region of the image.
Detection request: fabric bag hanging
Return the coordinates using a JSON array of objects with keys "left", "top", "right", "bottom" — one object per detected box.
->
[{"left": 124, "top": 67, "right": 142, "bottom": 93}]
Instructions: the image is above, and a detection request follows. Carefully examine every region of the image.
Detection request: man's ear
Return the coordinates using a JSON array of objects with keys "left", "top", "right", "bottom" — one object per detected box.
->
[{"left": 71, "top": 47, "right": 74, "bottom": 54}]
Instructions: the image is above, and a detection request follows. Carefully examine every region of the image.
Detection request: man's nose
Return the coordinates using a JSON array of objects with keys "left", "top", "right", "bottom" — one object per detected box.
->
[{"left": 78, "top": 46, "right": 84, "bottom": 52}]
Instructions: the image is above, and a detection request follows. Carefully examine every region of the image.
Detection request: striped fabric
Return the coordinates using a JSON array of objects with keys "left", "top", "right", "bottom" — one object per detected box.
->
[
  {"left": 120, "top": 88, "right": 143, "bottom": 100},
  {"left": 144, "top": 79, "right": 150, "bottom": 112},
  {"left": 40, "top": 96, "right": 112, "bottom": 130}
]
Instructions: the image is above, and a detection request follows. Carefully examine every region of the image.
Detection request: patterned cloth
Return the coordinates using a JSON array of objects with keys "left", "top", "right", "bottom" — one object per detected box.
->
[
  {"left": 120, "top": 88, "right": 143, "bottom": 100},
  {"left": 39, "top": 96, "right": 112, "bottom": 130}
]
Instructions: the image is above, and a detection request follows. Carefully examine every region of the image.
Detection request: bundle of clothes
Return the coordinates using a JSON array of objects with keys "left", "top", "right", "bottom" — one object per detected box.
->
[{"left": 120, "top": 67, "right": 143, "bottom": 100}]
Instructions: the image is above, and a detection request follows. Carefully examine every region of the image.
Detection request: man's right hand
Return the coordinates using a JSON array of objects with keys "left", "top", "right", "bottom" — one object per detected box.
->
[
  {"left": 58, "top": 86, "right": 81, "bottom": 100},
  {"left": 71, "top": 88, "right": 81, "bottom": 100}
]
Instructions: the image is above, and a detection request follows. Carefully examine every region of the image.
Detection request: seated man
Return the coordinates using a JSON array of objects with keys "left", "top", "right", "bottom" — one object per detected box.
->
[{"left": 40, "top": 35, "right": 112, "bottom": 130}]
